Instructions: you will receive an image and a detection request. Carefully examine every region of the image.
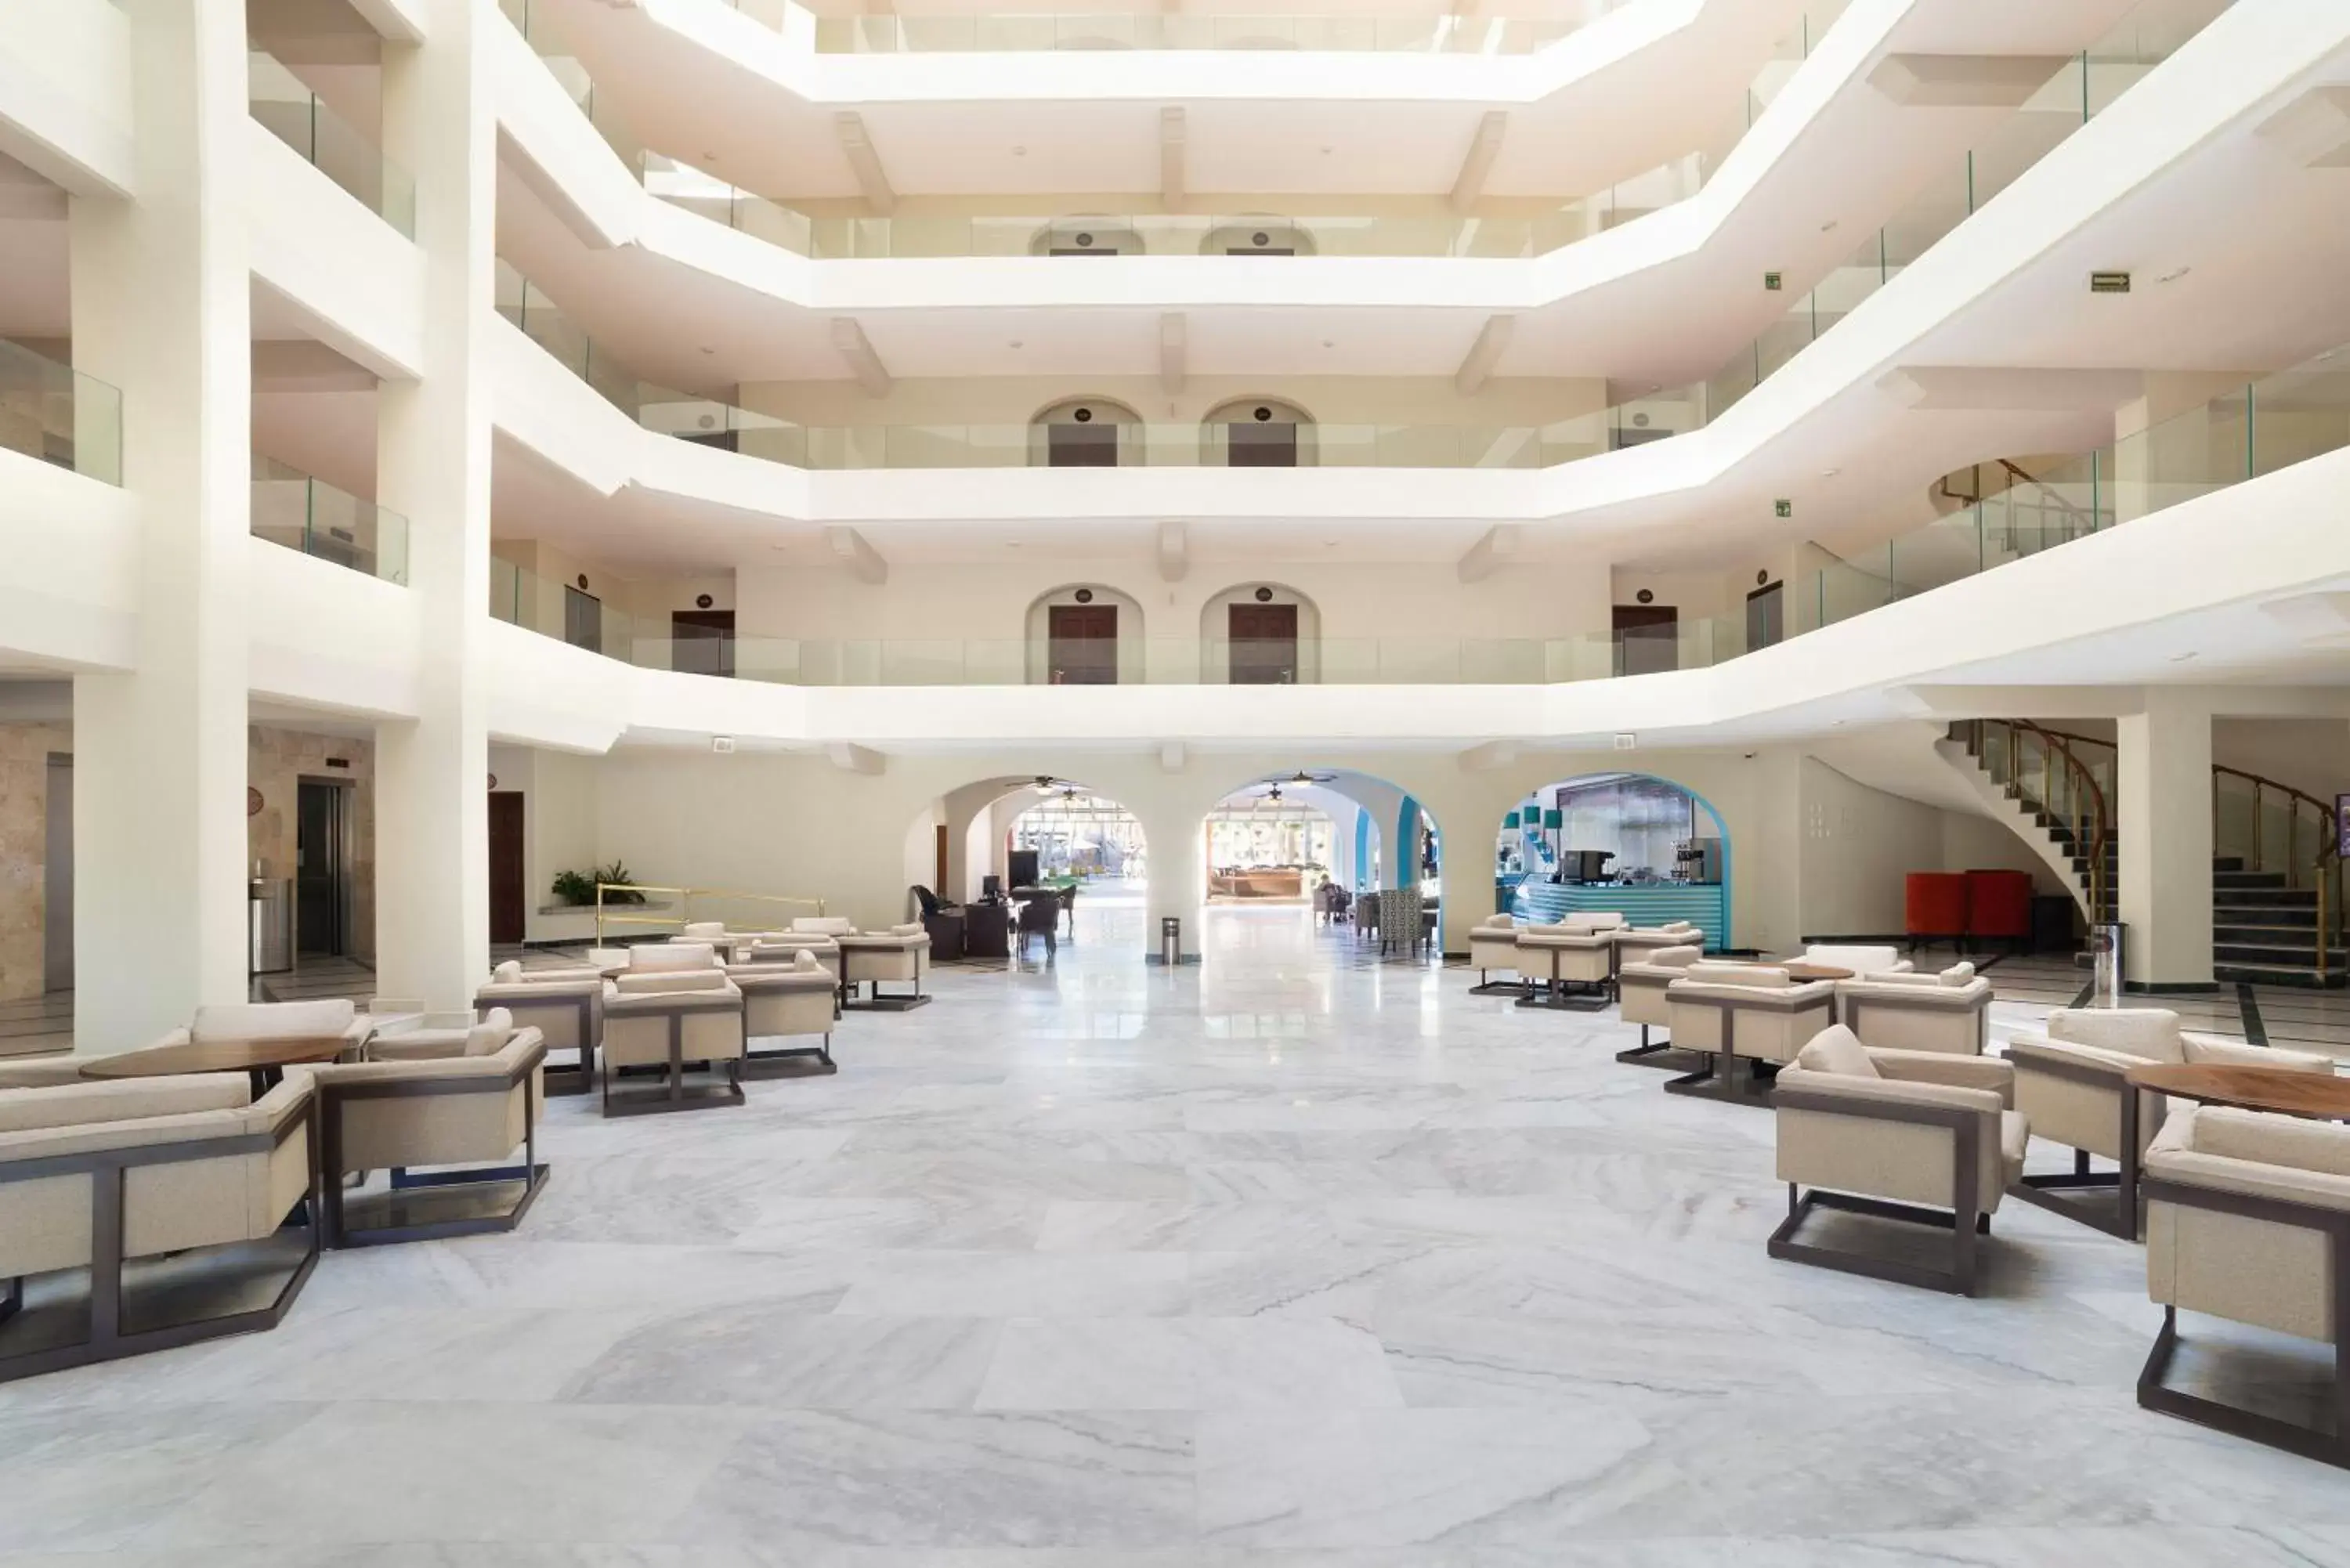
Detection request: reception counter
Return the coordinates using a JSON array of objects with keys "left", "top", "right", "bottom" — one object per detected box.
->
[{"left": 1505, "top": 880, "right": 1726, "bottom": 952}]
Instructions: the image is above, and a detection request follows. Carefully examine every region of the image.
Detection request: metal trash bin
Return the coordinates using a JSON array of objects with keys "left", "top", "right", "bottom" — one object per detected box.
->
[
  {"left": 2088, "top": 921, "right": 2124, "bottom": 1006},
  {"left": 1160, "top": 916, "right": 1181, "bottom": 967}
]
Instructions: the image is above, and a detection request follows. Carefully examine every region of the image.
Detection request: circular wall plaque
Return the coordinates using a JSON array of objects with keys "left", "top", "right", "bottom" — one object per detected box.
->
[
  {"left": 696, "top": 594, "right": 714, "bottom": 609},
  {"left": 1254, "top": 586, "right": 1274, "bottom": 603},
  {"left": 1073, "top": 587, "right": 1094, "bottom": 604},
  {"left": 576, "top": 573, "right": 589, "bottom": 591},
  {"left": 488, "top": 773, "right": 499, "bottom": 790},
  {"left": 246, "top": 786, "right": 262, "bottom": 817},
  {"left": 1636, "top": 589, "right": 1654, "bottom": 605}
]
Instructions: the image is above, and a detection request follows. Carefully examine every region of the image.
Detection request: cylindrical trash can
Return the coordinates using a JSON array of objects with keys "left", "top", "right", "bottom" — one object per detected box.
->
[
  {"left": 2088, "top": 921, "right": 2124, "bottom": 1006},
  {"left": 1160, "top": 916, "right": 1181, "bottom": 966}
]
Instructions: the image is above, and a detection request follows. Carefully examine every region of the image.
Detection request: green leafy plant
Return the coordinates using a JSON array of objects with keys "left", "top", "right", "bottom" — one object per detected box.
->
[
  {"left": 551, "top": 864, "right": 649, "bottom": 907},
  {"left": 592, "top": 861, "right": 648, "bottom": 905}
]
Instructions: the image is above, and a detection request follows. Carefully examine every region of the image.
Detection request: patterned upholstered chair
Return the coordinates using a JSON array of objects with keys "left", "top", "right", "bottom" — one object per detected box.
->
[
  {"left": 2140, "top": 1106, "right": 2350, "bottom": 1467},
  {"left": 1664, "top": 962, "right": 1838, "bottom": 1103},
  {"left": 0, "top": 1072, "right": 321, "bottom": 1382},
  {"left": 2007, "top": 1006, "right": 2333, "bottom": 1239},
  {"left": 1770, "top": 1026, "right": 2026, "bottom": 1295}
]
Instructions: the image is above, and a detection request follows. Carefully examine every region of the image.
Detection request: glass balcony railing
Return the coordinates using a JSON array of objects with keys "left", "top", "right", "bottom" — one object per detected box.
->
[
  {"left": 624, "top": 4, "right": 1846, "bottom": 262},
  {"left": 798, "top": 5, "right": 1630, "bottom": 55},
  {"left": 1812, "top": 343, "right": 2350, "bottom": 629},
  {"left": 486, "top": 336, "right": 2350, "bottom": 688},
  {"left": 248, "top": 46, "right": 415, "bottom": 237},
  {"left": 252, "top": 455, "right": 410, "bottom": 584},
  {"left": 0, "top": 338, "right": 122, "bottom": 485}
]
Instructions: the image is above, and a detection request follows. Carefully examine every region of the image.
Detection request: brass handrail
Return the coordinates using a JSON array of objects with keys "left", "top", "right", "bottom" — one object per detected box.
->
[
  {"left": 2211, "top": 763, "right": 2340, "bottom": 980},
  {"left": 1971, "top": 720, "right": 2110, "bottom": 918},
  {"left": 593, "top": 882, "right": 827, "bottom": 945}
]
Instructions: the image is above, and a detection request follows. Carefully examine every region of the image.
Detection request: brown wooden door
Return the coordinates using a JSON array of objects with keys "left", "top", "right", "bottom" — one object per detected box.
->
[
  {"left": 1227, "top": 422, "right": 1298, "bottom": 467},
  {"left": 1047, "top": 603, "right": 1119, "bottom": 684},
  {"left": 671, "top": 609, "right": 736, "bottom": 677},
  {"left": 488, "top": 791, "right": 526, "bottom": 945},
  {"left": 1227, "top": 602, "right": 1299, "bottom": 685},
  {"left": 1612, "top": 604, "right": 1679, "bottom": 675},
  {"left": 935, "top": 824, "right": 949, "bottom": 894}
]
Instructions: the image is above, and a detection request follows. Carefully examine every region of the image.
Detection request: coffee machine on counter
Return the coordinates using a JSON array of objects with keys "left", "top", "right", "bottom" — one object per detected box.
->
[{"left": 1673, "top": 837, "right": 1723, "bottom": 884}]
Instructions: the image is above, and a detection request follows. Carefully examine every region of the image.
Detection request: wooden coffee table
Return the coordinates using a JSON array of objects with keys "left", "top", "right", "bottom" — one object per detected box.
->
[
  {"left": 2125, "top": 1062, "right": 2350, "bottom": 1120},
  {"left": 81, "top": 1035, "right": 350, "bottom": 1099},
  {"left": 1777, "top": 963, "right": 1854, "bottom": 983}
]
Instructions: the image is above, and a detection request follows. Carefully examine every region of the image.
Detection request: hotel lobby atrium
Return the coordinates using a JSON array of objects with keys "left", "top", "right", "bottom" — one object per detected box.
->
[{"left": 8, "top": 0, "right": 2350, "bottom": 1555}]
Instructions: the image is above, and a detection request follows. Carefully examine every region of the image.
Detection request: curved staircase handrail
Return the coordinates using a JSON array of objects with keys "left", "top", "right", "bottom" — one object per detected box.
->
[{"left": 2012, "top": 721, "right": 2110, "bottom": 916}]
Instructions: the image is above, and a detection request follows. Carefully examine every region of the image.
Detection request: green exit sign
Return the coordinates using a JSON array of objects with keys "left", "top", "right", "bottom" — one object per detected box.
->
[
  {"left": 1773, "top": 499, "right": 1792, "bottom": 518},
  {"left": 1764, "top": 271, "right": 1784, "bottom": 291}
]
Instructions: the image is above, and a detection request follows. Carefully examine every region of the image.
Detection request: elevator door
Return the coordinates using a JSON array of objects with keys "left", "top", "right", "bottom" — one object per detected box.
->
[
  {"left": 1047, "top": 603, "right": 1120, "bottom": 685},
  {"left": 296, "top": 779, "right": 349, "bottom": 957}
]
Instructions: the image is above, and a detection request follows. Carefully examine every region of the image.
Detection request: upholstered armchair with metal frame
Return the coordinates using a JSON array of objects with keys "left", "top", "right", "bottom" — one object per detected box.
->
[
  {"left": 2139, "top": 1105, "right": 2350, "bottom": 1469},
  {"left": 600, "top": 945, "right": 747, "bottom": 1115},
  {"left": 725, "top": 950, "right": 840, "bottom": 1075},
  {"left": 0, "top": 1072, "right": 321, "bottom": 1383},
  {"left": 1469, "top": 914, "right": 1527, "bottom": 995},
  {"left": 473, "top": 962, "right": 604, "bottom": 1095},
  {"left": 2008, "top": 1006, "right": 2334, "bottom": 1240},
  {"left": 1614, "top": 921, "right": 1702, "bottom": 966},
  {"left": 1769, "top": 1026, "right": 2026, "bottom": 1295},
  {"left": 1514, "top": 916, "right": 1619, "bottom": 1010},
  {"left": 309, "top": 1016, "right": 549, "bottom": 1248},
  {"left": 1835, "top": 963, "right": 1994, "bottom": 1056},
  {"left": 839, "top": 925, "right": 933, "bottom": 1010},
  {"left": 1616, "top": 942, "right": 1702, "bottom": 1068},
  {"left": 1665, "top": 962, "right": 1837, "bottom": 1102}
]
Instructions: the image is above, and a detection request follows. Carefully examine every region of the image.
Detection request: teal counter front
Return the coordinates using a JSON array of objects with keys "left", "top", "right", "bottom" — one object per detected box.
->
[{"left": 1507, "top": 881, "right": 1726, "bottom": 952}]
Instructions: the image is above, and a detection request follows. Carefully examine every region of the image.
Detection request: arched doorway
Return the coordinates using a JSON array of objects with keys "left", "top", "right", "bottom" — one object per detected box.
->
[
  {"left": 1497, "top": 772, "right": 1730, "bottom": 949},
  {"left": 1202, "top": 396, "right": 1315, "bottom": 468},
  {"left": 923, "top": 777, "right": 1152, "bottom": 964},
  {"left": 1025, "top": 583, "right": 1144, "bottom": 685},
  {"left": 1029, "top": 396, "right": 1143, "bottom": 467},
  {"left": 1200, "top": 768, "right": 1443, "bottom": 963},
  {"left": 1198, "top": 581, "right": 1321, "bottom": 685},
  {"left": 1028, "top": 217, "right": 1144, "bottom": 256}
]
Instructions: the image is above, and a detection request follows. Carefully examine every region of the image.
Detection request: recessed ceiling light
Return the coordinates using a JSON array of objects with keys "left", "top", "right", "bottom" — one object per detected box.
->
[
  {"left": 2157, "top": 266, "right": 2191, "bottom": 284},
  {"left": 2169, "top": 649, "right": 2199, "bottom": 662},
  {"left": 1324, "top": 539, "right": 1340, "bottom": 547},
  {"left": 1007, "top": 540, "right": 1023, "bottom": 549},
  {"left": 1321, "top": 339, "right": 1335, "bottom": 349},
  {"left": 700, "top": 345, "right": 717, "bottom": 355},
  {"left": 1820, "top": 219, "right": 1838, "bottom": 233},
  {"left": 1820, "top": 468, "right": 1840, "bottom": 478},
  {"left": 1011, "top": 146, "right": 1028, "bottom": 157},
  {"left": 1320, "top": 146, "right": 1333, "bottom": 155}
]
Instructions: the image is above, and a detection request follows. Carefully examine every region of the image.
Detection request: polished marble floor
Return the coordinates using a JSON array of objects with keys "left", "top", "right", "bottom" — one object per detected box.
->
[{"left": 9, "top": 894, "right": 2350, "bottom": 1565}]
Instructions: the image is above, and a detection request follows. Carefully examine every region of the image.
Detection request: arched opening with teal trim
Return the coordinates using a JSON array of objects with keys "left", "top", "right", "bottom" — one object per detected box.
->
[
  {"left": 1497, "top": 773, "right": 1730, "bottom": 951},
  {"left": 1197, "top": 768, "right": 1444, "bottom": 960}
]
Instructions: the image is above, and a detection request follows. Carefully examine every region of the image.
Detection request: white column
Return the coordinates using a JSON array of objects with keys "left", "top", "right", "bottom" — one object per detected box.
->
[
  {"left": 2117, "top": 693, "right": 2214, "bottom": 992},
  {"left": 372, "top": 0, "right": 495, "bottom": 1006},
  {"left": 1131, "top": 802, "right": 1203, "bottom": 963},
  {"left": 67, "top": 0, "right": 252, "bottom": 1050}
]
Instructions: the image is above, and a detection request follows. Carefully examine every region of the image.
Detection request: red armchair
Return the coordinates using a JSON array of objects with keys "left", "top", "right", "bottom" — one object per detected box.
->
[{"left": 1905, "top": 873, "right": 1969, "bottom": 954}]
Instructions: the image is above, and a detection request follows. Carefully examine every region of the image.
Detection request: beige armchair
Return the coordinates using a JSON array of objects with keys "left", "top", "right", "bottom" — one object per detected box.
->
[
  {"left": 600, "top": 945, "right": 746, "bottom": 1116},
  {"left": 1616, "top": 942, "right": 1702, "bottom": 1068},
  {"left": 0, "top": 1072, "right": 320, "bottom": 1382},
  {"left": 1513, "top": 919, "right": 1616, "bottom": 1011},
  {"left": 1769, "top": 1027, "right": 2026, "bottom": 1295},
  {"left": 726, "top": 950, "right": 841, "bottom": 1075},
  {"left": 474, "top": 960, "right": 605, "bottom": 1095},
  {"left": 839, "top": 924, "right": 932, "bottom": 1011},
  {"left": 2007, "top": 1006, "right": 2334, "bottom": 1240},
  {"left": 1836, "top": 963, "right": 1994, "bottom": 1056},
  {"left": 310, "top": 1019, "right": 549, "bottom": 1248},
  {"left": 1665, "top": 962, "right": 1837, "bottom": 1103},
  {"left": 1614, "top": 921, "right": 1702, "bottom": 966},
  {"left": 1469, "top": 915, "right": 1529, "bottom": 995},
  {"left": 2139, "top": 1107, "right": 2350, "bottom": 1466}
]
